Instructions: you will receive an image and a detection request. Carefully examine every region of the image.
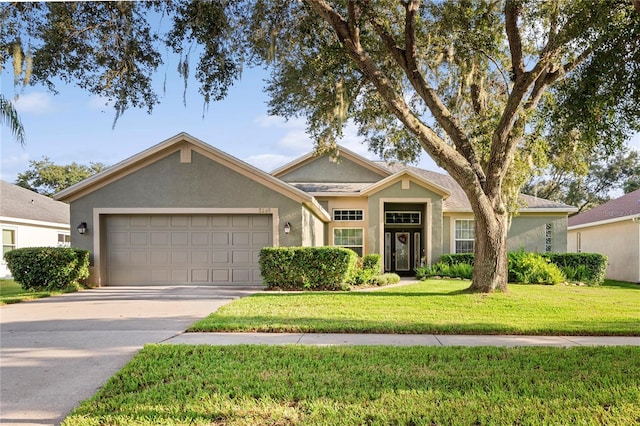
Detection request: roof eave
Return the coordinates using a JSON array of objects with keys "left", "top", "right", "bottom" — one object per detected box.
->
[{"left": 568, "top": 213, "right": 640, "bottom": 230}]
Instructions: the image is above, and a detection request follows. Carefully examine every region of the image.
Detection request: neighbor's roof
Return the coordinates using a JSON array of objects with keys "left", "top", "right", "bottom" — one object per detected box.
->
[
  {"left": 568, "top": 188, "right": 640, "bottom": 228},
  {"left": 0, "top": 181, "right": 70, "bottom": 225}
]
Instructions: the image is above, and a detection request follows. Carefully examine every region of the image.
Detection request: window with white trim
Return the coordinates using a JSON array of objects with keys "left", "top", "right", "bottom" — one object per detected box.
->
[
  {"left": 385, "top": 211, "right": 421, "bottom": 225},
  {"left": 545, "top": 223, "right": 553, "bottom": 252},
  {"left": 333, "top": 209, "right": 364, "bottom": 221},
  {"left": 333, "top": 228, "right": 364, "bottom": 256},
  {"left": 2, "top": 228, "right": 16, "bottom": 259},
  {"left": 58, "top": 233, "right": 71, "bottom": 248},
  {"left": 454, "top": 219, "right": 474, "bottom": 254}
]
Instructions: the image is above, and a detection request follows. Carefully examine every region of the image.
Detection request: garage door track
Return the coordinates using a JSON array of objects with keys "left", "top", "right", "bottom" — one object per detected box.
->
[{"left": 0, "top": 285, "right": 258, "bottom": 425}]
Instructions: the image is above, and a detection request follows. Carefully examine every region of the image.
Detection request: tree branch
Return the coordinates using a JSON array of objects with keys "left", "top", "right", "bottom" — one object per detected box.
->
[
  {"left": 303, "top": 0, "right": 481, "bottom": 191},
  {"left": 504, "top": 0, "right": 525, "bottom": 79}
]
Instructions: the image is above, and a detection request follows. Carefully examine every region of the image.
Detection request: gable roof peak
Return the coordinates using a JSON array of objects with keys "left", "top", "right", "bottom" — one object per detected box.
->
[{"left": 271, "top": 144, "right": 391, "bottom": 178}]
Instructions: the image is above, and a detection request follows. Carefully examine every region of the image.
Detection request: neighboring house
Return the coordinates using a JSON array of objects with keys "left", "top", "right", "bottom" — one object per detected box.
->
[
  {"left": 1, "top": 181, "right": 71, "bottom": 278},
  {"left": 568, "top": 189, "right": 640, "bottom": 283},
  {"left": 55, "top": 132, "right": 576, "bottom": 287}
]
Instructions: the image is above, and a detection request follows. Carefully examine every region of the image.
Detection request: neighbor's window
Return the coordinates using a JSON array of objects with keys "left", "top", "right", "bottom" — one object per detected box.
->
[
  {"left": 333, "top": 209, "right": 364, "bottom": 221},
  {"left": 58, "top": 233, "right": 71, "bottom": 248},
  {"left": 2, "top": 228, "right": 16, "bottom": 259},
  {"left": 333, "top": 228, "right": 364, "bottom": 256},
  {"left": 545, "top": 223, "right": 553, "bottom": 252},
  {"left": 454, "top": 219, "right": 474, "bottom": 254}
]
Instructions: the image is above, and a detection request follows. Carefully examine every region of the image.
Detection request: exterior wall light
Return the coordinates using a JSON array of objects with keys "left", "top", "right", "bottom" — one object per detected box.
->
[
  {"left": 77, "top": 222, "right": 88, "bottom": 235},
  {"left": 284, "top": 222, "right": 291, "bottom": 234}
]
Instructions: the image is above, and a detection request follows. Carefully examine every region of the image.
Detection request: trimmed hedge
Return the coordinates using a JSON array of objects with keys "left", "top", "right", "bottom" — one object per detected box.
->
[
  {"left": 3, "top": 247, "right": 90, "bottom": 290},
  {"left": 541, "top": 253, "right": 608, "bottom": 285},
  {"left": 259, "top": 247, "right": 359, "bottom": 291},
  {"left": 425, "top": 252, "right": 608, "bottom": 285}
]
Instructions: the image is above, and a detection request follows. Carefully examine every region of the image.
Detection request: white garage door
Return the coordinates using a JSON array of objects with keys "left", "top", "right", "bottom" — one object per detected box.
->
[{"left": 105, "top": 214, "right": 272, "bottom": 285}]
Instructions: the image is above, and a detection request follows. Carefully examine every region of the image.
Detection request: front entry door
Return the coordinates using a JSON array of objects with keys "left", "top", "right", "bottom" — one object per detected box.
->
[{"left": 385, "top": 230, "right": 422, "bottom": 276}]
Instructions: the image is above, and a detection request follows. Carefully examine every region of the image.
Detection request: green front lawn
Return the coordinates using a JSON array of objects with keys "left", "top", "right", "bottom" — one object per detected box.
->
[
  {"left": 190, "top": 279, "right": 640, "bottom": 336},
  {"left": 0, "top": 278, "right": 79, "bottom": 305},
  {"left": 64, "top": 345, "right": 640, "bottom": 425}
]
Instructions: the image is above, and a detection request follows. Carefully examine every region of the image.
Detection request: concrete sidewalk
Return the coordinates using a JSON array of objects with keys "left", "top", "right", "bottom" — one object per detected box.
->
[{"left": 164, "top": 332, "right": 640, "bottom": 347}]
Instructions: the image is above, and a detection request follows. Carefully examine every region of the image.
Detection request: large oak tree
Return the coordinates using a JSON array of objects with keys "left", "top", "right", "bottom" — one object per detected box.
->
[{"left": 3, "top": 1, "right": 639, "bottom": 292}]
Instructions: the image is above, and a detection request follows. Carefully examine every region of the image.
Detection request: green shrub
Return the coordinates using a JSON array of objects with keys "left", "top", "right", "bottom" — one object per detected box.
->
[
  {"left": 3, "top": 247, "right": 90, "bottom": 291},
  {"left": 351, "top": 254, "right": 383, "bottom": 286},
  {"left": 440, "top": 253, "right": 475, "bottom": 266},
  {"left": 416, "top": 262, "right": 472, "bottom": 280},
  {"left": 259, "top": 247, "right": 358, "bottom": 291},
  {"left": 542, "top": 253, "right": 608, "bottom": 285},
  {"left": 369, "top": 273, "right": 401, "bottom": 286},
  {"left": 508, "top": 251, "right": 565, "bottom": 285}
]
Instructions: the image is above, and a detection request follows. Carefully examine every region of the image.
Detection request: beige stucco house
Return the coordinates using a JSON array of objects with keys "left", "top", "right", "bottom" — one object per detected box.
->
[
  {"left": 55, "top": 132, "right": 576, "bottom": 286},
  {"left": 568, "top": 188, "right": 640, "bottom": 283},
  {"left": 1, "top": 181, "right": 71, "bottom": 278}
]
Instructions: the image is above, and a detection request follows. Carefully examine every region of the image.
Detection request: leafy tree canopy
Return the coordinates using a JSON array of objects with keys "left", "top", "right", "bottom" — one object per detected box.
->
[
  {"left": 524, "top": 147, "right": 640, "bottom": 213},
  {"left": 16, "top": 157, "right": 108, "bottom": 197}
]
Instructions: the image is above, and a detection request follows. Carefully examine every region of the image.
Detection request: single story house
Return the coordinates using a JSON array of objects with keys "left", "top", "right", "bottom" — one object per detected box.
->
[
  {"left": 568, "top": 188, "right": 640, "bottom": 283},
  {"left": 55, "top": 132, "right": 576, "bottom": 286},
  {"left": 1, "top": 180, "right": 71, "bottom": 278}
]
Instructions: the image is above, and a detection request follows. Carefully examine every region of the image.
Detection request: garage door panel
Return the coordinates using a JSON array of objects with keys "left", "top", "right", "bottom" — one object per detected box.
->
[
  {"left": 151, "top": 269, "right": 170, "bottom": 283},
  {"left": 232, "top": 250, "right": 250, "bottom": 264},
  {"left": 150, "top": 250, "right": 169, "bottom": 265},
  {"left": 253, "top": 232, "right": 270, "bottom": 245},
  {"left": 212, "top": 251, "right": 229, "bottom": 263},
  {"left": 129, "top": 251, "right": 148, "bottom": 266},
  {"left": 212, "top": 216, "right": 229, "bottom": 227},
  {"left": 109, "top": 232, "right": 129, "bottom": 247},
  {"left": 150, "top": 215, "right": 170, "bottom": 227},
  {"left": 171, "top": 232, "right": 189, "bottom": 246},
  {"left": 191, "top": 250, "right": 209, "bottom": 264},
  {"left": 191, "top": 232, "right": 210, "bottom": 246},
  {"left": 191, "top": 269, "right": 209, "bottom": 282},
  {"left": 232, "top": 269, "right": 250, "bottom": 283},
  {"left": 232, "top": 232, "right": 250, "bottom": 246},
  {"left": 150, "top": 232, "right": 170, "bottom": 246},
  {"left": 106, "top": 214, "right": 271, "bottom": 286},
  {"left": 171, "top": 269, "right": 189, "bottom": 282},
  {"left": 212, "top": 269, "right": 230, "bottom": 283},
  {"left": 171, "top": 250, "right": 189, "bottom": 265},
  {"left": 171, "top": 216, "right": 189, "bottom": 227},
  {"left": 191, "top": 216, "right": 209, "bottom": 227},
  {"left": 130, "top": 216, "right": 149, "bottom": 227},
  {"left": 130, "top": 232, "right": 149, "bottom": 246}
]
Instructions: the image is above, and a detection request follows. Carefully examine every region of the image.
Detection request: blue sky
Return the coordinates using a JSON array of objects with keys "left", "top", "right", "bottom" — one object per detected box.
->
[
  {"left": 1, "top": 65, "right": 442, "bottom": 184},
  {"left": 1, "top": 65, "right": 639, "bottom": 185}
]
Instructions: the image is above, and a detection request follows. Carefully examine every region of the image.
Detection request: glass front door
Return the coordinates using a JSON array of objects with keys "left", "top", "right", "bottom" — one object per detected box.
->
[{"left": 385, "top": 230, "right": 422, "bottom": 275}]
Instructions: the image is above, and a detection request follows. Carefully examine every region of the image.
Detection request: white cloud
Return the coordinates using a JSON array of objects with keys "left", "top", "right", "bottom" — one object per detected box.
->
[
  {"left": 13, "top": 92, "right": 55, "bottom": 115},
  {"left": 0, "top": 153, "right": 30, "bottom": 182},
  {"left": 254, "top": 115, "right": 306, "bottom": 129},
  {"left": 88, "top": 95, "right": 114, "bottom": 111}
]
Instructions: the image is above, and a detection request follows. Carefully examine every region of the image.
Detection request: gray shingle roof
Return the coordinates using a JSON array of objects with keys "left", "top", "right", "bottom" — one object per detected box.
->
[
  {"left": 568, "top": 188, "right": 640, "bottom": 227},
  {"left": 1, "top": 181, "right": 70, "bottom": 224},
  {"left": 378, "top": 163, "right": 574, "bottom": 211},
  {"left": 290, "top": 183, "right": 376, "bottom": 193}
]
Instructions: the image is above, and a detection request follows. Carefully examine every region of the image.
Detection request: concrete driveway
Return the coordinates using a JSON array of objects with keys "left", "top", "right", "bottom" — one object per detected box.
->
[{"left": 0, "top": 285, "right": 258, "bottom": 425}]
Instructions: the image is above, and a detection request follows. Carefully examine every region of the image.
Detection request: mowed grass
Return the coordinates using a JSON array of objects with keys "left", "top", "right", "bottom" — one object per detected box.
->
[
  {"left": 190, "top": 280, "right": 640, "bottom": 336},
  {"left": 0, "top": 278, "right": 68, "bottom": 305},
  {"left": 64, "top": 344, "right": 640, "bottom": 425}
]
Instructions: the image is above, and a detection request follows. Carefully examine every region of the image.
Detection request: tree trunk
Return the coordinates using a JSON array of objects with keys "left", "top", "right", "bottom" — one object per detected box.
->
[{"left": 467, "top": 207, "right": 509, "bottom": 293}]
